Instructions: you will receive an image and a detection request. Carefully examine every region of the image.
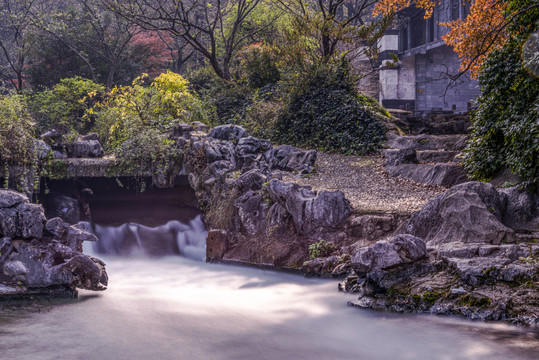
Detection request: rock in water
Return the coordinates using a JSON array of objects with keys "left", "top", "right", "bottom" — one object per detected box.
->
[{"left": 0, "top": 189, "right": 107, "bottom": 299}]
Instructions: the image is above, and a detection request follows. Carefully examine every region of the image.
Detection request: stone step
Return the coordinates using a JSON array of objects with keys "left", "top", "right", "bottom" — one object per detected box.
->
[
  {"left": 387, "top": 134, "right": 468, "bottom": 151},
  {"left": 385, "top": 163, "right": 468, "bottom": 187},
  {"left": 416, "top": 150, "right": 460, "bottom": 164}
]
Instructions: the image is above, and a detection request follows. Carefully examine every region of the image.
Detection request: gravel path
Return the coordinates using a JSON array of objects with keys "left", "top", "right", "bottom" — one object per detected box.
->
[{"left": 282, "top": 152, "right": 445, "bottom": 215}]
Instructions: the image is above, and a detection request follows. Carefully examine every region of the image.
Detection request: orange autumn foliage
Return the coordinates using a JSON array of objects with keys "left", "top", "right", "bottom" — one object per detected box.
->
[
  {"left": 373, "top": 0, "right": 510, "bottom": 78},
  {"left": 373, "top": 0, "right": 436, "bottom": 18},
  {"left": 441, "top": 0, "right": 509, "bottom": 78}
]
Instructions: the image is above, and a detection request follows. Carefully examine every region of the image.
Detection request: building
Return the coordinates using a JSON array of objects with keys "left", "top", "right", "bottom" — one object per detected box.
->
[{"left": 377, "top": 1, "right": 480, "bottom": 114}]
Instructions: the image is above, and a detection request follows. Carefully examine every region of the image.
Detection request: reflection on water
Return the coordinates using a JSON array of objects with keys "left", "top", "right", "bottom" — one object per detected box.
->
[{"left": 0, "top": 257, "right": 538, "bottom": 360}]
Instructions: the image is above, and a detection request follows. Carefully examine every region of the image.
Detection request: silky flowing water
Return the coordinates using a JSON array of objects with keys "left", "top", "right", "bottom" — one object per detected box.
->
[{"left": 1, "top": 218, "right": 538, "bottom": 360}]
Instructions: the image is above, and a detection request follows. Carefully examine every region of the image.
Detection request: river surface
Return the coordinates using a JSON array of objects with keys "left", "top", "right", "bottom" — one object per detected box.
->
[{"left": 1, "top": 255, "right": 539, "bottom": 360}]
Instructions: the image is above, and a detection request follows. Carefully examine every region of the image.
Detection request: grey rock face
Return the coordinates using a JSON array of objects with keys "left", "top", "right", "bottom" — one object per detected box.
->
[
  {"left": 0, "top": 208, "right": 17, "bottom": 237},
  {"left": 264, "top": 145, "right": 317, "bottom": 174},
  {"left": 387, "top": 134, "right": 469, "bottom": 151},
  {"left": 498, "top": 186, "right": 538, "bottom": 230},
  {"left": 208, "top": 160, "right": 236, "bottom": 178},
  {"left": 416, "top": 150, "right": 459, "bottom": 163},
  {"left": 267, "top": 179, "right": 351, "bottom": 234},
  {"left": 351, "top": 234, "right": 427, "bottom": 276},
  {"left": 0, "top": 237, "right": 13, "bottom": 262},
  {"left": 0, "top": 191, "right": 45, "bottom": 239},
  {"left": 40, "top": 129, "right": 63, "bottom": 146},
  {"left": 406, "top": 182, "right": 514, "bottom": 246},
  {"left": 236, "top": 136, "right": 272, "bottom": 158},
  {"left": 235, "top": 191, "right": 268, "bottom": 235},
  {"left": 16, "top": 203, "right": 45, "bottom": 239},
  {"left": 208, "top": 124, "right": 248, "bottom": 141},
  {"left": 8, "top": 241, "right": 107, "bottom": 290},
  {"left": 66, "top": 140, "right": 104, "bottom": 158},
  {"left": 0, "top": 190, "right": 27, "bottom": 208},
  {"left": 205, "top": 139, "right": 236, "bottom": 164},
  {"left": 235, "top": 169, "right": 266, "bottom": 193}
]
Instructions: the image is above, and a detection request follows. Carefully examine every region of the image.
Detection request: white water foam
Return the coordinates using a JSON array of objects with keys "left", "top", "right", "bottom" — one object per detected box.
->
[{"left": 80, "top": 216, "right": 207, "bottom": 261}]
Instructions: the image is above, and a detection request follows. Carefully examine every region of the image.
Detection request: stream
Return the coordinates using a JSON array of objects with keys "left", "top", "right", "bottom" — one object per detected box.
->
[{"left": 1, "top": 217, "right": 538, "bottom": 360}]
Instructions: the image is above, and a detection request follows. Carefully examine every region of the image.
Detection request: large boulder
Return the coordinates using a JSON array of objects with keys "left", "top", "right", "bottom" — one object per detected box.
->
[
  {"left": 208, "top": 124, "right": 248, "bottom": 141},
  {"left": 236, "top": 136, "right": 272, "bottom": 171},
  {"left": 66, "top": 140, "right": 104, "bottom": 158},
  {"left": 236, "top": 136, "right": 272, "bottom": 158},
  {"left": 264, "top": 145, "right": 316, "bottom": 174},
  {"left": 498, "top": 186, "right": 538, "bottom": 230},
  {"left": 0, "top": 190, "right": 45, "bottom": 239},
  {"left": 351, "top": 234, "right": 427, "bottom": 276},
  {"left": 405, "top": 182, "right": 514, "bottom": 245},
  {"left": 7, "top": 241, "right": 107, "bottom": 290},
  {"left": 267, "top": 179, "right": 351, "bottom": 234},
  {"left": 204, "top": 139, "right": 236, "bottom": 164},
  {"left": 234, "top": 169, "right": 266, "bottom": 193},
  {"left": 16, "top": 203, "right": 45, "bottom": 239},
  {"left": 0, "top": 190, "right": 26, "bottom": 208},
  {"left": 171, "top": 122, "right": 194, "bottom": 138}
]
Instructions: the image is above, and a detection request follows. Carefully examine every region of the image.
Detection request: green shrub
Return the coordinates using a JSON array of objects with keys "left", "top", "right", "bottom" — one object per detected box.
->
[
  {"left": 273, "top": 61, "right": 386, "bottom": 154},
  {"left": 308, "top": 239, "right": 337, "bottom": 259},
  {"left": 0, "top": 94, "right": 37, "bottom": 191},
  {"left": 242, "top": 99, "right": 284, "bottom": 139},
  {"left": 237, "top": 42, "right": 280, "bottom": 88},
  {"left": 187, "top": 66, "right": 253, "bottom": 125},
  {"left": 95, "top": 71, "right": 207, "bottom": 179},
  {"left": 463, "top": 41, "right": 539, "bottom": 187},
  {"left": 29, "top": 77, "right": 105, "bottom": 136},
  {"left": 0, "top": 94, "right": 36, "bottom": 166}
]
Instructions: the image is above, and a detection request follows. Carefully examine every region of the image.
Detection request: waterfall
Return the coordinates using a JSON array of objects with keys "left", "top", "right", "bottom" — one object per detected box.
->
[{"left": 80, "top": 215, "right": 207, "bottom": 261}]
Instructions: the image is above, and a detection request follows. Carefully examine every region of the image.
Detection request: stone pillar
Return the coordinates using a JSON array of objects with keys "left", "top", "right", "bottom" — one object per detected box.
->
[{"left": 378, "top": 30, "right": 416, "bottom": 111}]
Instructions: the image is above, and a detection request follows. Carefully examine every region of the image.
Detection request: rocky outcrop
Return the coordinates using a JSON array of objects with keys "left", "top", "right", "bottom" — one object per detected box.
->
[
  {"left": 66, "top": 139, "right": 104, "bottom": 158},
  {"left": 351, "top": 234, "right": 427, "bottom": 276},
  {"left": 405, "top": 182, "right": 514, "bottom": 245},
  {"left": 341, "top": 182, "right": 539, "bottom": 326},
  {"left": 267, "top": 180, "right": 352, "bottom": 235},
  {"left": 170, "top": 124, "right": 360, "bottom": 269},
  {"left": 0, "top": 189, "right": 107, "bottom": 300}
]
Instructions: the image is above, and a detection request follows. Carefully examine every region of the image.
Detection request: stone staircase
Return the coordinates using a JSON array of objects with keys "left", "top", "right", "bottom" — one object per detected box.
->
[{"left": 383, "top": 133, "right": 469, "bottom": 187}]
